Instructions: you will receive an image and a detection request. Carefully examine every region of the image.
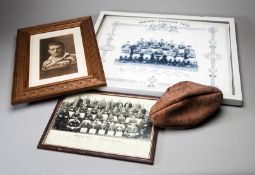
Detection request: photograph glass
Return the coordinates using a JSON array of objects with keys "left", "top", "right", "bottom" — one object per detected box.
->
[
  {"left": 39, "top": 93, "right": 157, "bottom": 163},
  {"left": 29, "top": 27, "right": 88, "bottom": 87},
  {"left": 95, "top": 12, "right": 242, "bottom": 106},
  {"left": 97, "top": 15, "right": 232, "bottom": 94}
]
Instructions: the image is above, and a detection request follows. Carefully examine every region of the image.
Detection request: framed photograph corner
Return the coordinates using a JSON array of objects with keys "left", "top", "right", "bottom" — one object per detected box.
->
[{"left": 11, "top": 16, "right": 106, "bottom": 105}]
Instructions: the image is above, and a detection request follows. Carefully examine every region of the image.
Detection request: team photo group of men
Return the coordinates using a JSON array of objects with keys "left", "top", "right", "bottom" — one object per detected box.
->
[
  {"left": 117, "top": 38, "right": 198, "bottom": 68},
  {"left": 54, "top": 96, "right": 153, "bottom": 139}
]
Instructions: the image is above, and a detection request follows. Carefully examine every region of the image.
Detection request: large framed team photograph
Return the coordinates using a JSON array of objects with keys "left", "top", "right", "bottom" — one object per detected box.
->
[
  {"left": 38, "top": 92, "right": 158, "bottom": 164},
  {"left": 11, "top": 17, "right": 106, "bottom": 104},
  {"left": 95, "top": 11, "right": 243, "bottom": 106}
]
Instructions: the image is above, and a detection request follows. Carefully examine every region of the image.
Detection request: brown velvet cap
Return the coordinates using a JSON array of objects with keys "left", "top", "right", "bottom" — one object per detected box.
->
[{"left": 150, "top": 81, "right": 223, "bottom": 129}]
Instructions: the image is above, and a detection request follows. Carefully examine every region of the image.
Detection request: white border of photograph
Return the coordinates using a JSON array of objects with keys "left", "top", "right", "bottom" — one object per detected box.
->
[
  {"left": 94, "top": 11, "right": 242, "bottom": 106},
  {"left": 29, "top": 27, "right": 88, "bottom": 87}
]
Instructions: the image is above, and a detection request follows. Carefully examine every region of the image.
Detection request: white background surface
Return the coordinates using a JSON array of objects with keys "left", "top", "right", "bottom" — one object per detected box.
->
[{"left": 0, "top": 0, "right": 255, "bottom": 174}]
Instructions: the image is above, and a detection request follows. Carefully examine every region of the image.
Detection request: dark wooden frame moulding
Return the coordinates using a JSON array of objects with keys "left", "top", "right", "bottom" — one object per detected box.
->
[
  {"left": 11, "top": 16, "right": 106, "bottom": 105},
  {"left": 37, "top": 92, "right": 158, "bottom": 165}
]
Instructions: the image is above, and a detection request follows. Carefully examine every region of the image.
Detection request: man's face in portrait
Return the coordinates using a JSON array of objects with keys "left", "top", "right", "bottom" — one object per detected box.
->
[{"left": 48, "top": 44, "right": 65, "bottom": 57}]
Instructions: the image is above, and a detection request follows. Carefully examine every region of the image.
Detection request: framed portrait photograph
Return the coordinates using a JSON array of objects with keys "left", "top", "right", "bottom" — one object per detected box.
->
[
  {"left": 38, "top": 92, "right": 158, "bottom": 164},
  {"left": 94, "top": 11, "right": 243, "bottom": 106},
  {"left": 11, "top": 17, "right": 106, "bottom": 104}
]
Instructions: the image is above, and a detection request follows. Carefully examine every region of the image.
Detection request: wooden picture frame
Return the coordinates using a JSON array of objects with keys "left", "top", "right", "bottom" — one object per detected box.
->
[
  {"left": 94, "top": 11, "right": 243, "bottom": 106},
  {"left": 11, "top": 17, "right": 106, "bottom": 105},
  {"left": 38, "top": 92, "right": 158, "bottom": 164}
]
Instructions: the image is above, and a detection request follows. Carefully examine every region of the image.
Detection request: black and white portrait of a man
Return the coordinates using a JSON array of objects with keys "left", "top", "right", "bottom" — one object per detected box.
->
[{"left": 40, "top": 34, "right": 78, "bottom": 79}]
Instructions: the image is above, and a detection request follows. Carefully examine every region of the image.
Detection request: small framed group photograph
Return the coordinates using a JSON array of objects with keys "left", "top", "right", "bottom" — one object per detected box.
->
[
  {"left": 95, "top": 11, "right": 243, "bottom": 106},
  {"left": 38, "top": 92, "right": 158, "bottom": 164},
  {"left": 12, "top": 17, "right": 106, "bottom": 104}
]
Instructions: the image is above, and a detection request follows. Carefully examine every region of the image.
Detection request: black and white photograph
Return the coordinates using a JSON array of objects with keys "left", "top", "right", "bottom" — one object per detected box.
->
[
  {"left": 116, "top": 38, "right": 198, "bottom": 69},
  {"left": 38, "top": 93, "right": 158, "bottom": 164},
  {"left": 53, "top": 95, "right": 153, "bottom": 139},
  {"left": 40, "top": 34, "right": 78, "bottom": 79}
]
